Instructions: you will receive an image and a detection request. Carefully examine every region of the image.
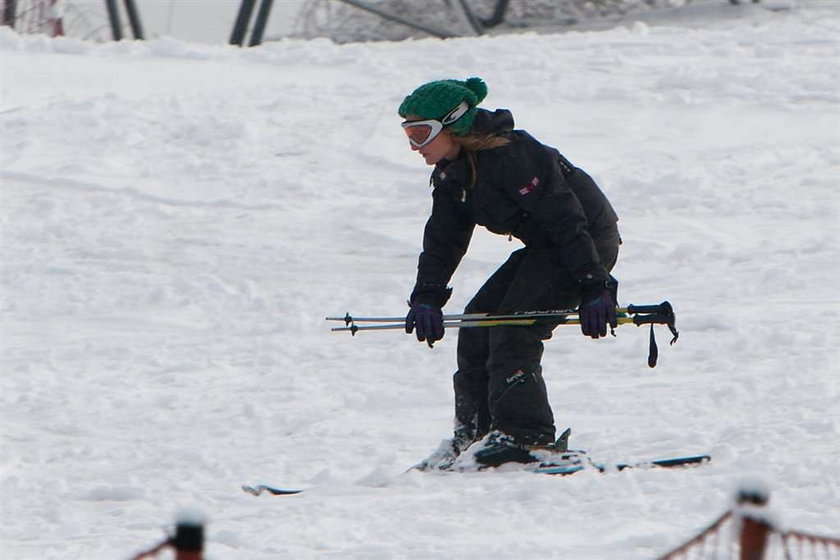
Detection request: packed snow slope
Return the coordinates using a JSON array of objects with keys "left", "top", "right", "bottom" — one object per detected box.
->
[{"left": 1, "top": 2, "right": 838, "bottom": 559}]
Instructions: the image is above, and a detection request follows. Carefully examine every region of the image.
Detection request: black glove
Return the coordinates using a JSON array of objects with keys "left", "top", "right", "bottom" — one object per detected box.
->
[
  {"left": 578, "top": 279, "right": 618, "bottom": 339},
  {"left": 405, "top": 302, "right": 445, "bottom": 347}
]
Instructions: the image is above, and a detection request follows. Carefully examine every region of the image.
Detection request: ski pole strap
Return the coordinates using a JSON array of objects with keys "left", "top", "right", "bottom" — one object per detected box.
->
[{"left": 648, "top": 324, "right": 658, "bottom": 368}]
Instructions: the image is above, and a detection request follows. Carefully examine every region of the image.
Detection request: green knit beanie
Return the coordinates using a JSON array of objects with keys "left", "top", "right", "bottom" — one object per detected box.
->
[{"left": 398, "top": 77, "right": 488, "bottom": 136}]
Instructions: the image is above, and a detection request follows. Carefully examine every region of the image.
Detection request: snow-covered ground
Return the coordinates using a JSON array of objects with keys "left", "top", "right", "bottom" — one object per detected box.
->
[{"left": 1, "top": 2, "right": 838, "bottom": 558}]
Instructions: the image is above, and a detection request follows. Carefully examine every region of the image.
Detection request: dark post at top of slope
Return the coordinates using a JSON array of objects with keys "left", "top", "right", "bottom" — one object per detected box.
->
[
  {"left": 230, "top": 0, "right": 257, "bottom": 46},
  {"left": 230, "top": 0, "right": 275, "bottom": 47},
  {"left": 2, "top": 0, "right": 16, "bottom": 28},
  {"left": 249, "top": 0, "right": 274, "bottom": 47}
]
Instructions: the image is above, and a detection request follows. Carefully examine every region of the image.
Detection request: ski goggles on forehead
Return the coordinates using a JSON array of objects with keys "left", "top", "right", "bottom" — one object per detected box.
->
[{"left": 401, "top": 101, "right": 470, "bottom": 148}]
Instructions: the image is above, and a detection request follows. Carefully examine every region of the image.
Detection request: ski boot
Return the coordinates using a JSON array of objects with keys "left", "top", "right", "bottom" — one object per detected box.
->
[
  {"left": 470, "top": 431, "right": 556, "bottom": 467},
  {"left": 412, "top": 425, "right": 478, "bottom": 471},
  {"left": 472, "top": 428, "right": 583, "bottom": 468}
]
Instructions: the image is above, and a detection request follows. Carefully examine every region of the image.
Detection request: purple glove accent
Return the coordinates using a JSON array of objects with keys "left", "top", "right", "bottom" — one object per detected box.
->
[
  {"left": 579, "top": 291, "right": 618, "bottom": 339},
  {"left": 405, "top": 302, "right": 445, "bottom": 346}
]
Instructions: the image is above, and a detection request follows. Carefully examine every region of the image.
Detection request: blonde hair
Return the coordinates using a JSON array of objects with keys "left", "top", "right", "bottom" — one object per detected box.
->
[
  {"left": 453, "top": 132, "right": 509, "bottom": 153},
  {"left": 448, "top": 132, "right": 510, "bottom": 189}
]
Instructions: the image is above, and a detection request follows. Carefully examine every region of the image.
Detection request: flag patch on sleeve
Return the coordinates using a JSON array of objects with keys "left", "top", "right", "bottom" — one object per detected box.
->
[{"left": 518, "top": 176, "right": 540, "bottom": 196}]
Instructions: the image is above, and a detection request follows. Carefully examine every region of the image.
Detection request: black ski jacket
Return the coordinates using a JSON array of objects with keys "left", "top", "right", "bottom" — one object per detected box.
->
[{"left": 411, "top": 109, "right": 619, "bottom": 307}]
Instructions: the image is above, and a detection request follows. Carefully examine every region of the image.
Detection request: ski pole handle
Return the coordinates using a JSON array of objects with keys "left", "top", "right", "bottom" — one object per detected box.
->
[{"left": 626, "top": 301, "right": 673, "bottom": 315}]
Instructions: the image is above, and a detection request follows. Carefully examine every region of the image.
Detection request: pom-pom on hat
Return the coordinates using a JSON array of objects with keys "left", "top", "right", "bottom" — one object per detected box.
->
[{"left": 398, "top": 77, "right": 488, "bottom": 136}]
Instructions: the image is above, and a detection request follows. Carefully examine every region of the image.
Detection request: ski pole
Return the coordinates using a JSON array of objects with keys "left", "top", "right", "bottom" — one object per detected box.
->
[
  {"left": 326, "top": 308, "right": 632, "bottom": 325},
  {"left": 330, "top": 315, "right": 639, "bottom": 333},
  {"left": 328, "top": 301, "right": 679, "bottom": 368},
  {"left": 326, "top": 303, "right": 684, "bottom": 328}
]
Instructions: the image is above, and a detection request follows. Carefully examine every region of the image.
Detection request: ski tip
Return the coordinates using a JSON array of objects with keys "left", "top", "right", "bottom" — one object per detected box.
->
[
  {"left": 242, "top": 484, "right": 303, "bottom": 496},
  {"left": 652, "top": 454, "right": 711, "bottom": 468}
]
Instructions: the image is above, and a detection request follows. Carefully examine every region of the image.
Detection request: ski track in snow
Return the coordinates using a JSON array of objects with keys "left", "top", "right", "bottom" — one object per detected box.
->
[{"left": 1, "top": 2, "right": 839, "bottom": 558}]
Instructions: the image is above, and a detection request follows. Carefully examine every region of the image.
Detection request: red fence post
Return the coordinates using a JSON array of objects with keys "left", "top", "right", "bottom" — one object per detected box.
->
[
  {"left": 48, "top": 0, "right": 63, "bottom": 36},
  {"left": 740, "top": 516, "right": 771, "bottom": 560},
  {"left": 736, "top": 486, "right": 772, "bottom": 560}
]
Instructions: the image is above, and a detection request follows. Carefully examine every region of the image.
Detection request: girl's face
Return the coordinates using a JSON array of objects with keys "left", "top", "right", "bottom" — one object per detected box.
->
[{"left": 412, "top": 129, "right": 460, "bottom": 166}]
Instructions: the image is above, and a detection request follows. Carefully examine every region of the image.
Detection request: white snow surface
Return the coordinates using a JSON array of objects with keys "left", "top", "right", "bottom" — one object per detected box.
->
[{"left": 1, "top": 2, "right": 839, "bottom": 558}]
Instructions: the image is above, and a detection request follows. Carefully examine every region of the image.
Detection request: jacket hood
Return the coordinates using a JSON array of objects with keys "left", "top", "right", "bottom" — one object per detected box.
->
[{"left": 470, "top": 108, "right": 514, "bottom": 135}]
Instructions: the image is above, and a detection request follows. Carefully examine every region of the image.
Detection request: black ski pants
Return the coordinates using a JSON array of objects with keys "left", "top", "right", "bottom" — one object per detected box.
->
[{"left": 453, "top": 236, "right": 619, "bottom": 445}]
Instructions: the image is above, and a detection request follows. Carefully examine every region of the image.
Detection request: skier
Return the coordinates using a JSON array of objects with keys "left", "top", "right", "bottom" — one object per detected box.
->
[{"left": 400, "top": 77, "right": 621, "bottom": 468}]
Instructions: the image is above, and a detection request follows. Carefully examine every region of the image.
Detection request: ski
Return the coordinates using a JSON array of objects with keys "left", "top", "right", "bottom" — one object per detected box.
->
[
  {"left": 241, "top": 484, "right": 303, "bottom": 496},
  {"left": 532, "top": 453, "right": 711, "bottom": 476},
  {"left": 243, "top": 454, "right": 711, "bottom": 496}
]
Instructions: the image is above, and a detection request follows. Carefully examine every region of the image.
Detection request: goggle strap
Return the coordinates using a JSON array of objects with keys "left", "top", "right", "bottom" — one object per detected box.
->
[{"left": 441, "top": 101, "right": 470, "bottom": 126}]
